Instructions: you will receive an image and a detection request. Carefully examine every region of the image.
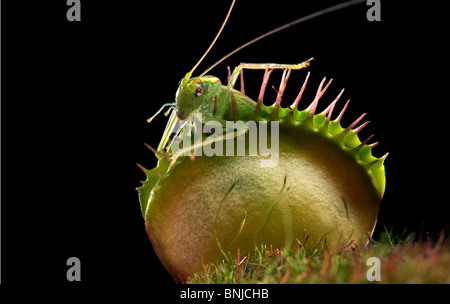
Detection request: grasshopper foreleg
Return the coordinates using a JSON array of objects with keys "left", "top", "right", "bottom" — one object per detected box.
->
[{"left": 147, "top": 102, "right": 177, "bottom": 123}]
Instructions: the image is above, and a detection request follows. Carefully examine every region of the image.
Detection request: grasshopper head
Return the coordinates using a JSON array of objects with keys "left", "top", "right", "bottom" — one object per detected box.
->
[
  {"left": 175, "top": 74, "right": 205, "bottom": 120},
  {"left": 175, "top": 73, "right": 221, "bottom": 120}
]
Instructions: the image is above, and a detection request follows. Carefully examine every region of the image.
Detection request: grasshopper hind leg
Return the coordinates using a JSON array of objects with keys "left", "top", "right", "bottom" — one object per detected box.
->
[
  {"left": 237, "top": 58, "right": 313, "bottom": 71},
  {"left": 221, "top": 58, "right": 313, "bottom": 120}
]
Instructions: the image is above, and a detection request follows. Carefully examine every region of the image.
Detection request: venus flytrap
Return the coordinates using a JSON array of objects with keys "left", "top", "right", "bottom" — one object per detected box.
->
[{"left": 137, "top": 0, "right": 385, "bottom": 282}]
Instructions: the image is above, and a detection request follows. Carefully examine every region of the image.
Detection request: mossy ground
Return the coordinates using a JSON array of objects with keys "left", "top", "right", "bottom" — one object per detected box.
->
[{"left": 187, "top": 228, "right": 450, "bottom": 284}]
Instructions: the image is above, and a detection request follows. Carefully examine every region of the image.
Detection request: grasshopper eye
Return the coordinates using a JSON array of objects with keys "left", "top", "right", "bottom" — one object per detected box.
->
[{"left": 194, "top": 86, "right": 202, "bottom": 97}]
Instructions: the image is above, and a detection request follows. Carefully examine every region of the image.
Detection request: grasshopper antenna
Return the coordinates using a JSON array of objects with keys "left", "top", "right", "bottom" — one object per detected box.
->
[
  {"left": 186, "top": 0, "right": 236, "bottom": 80},
  {"left": 148, "top": 0, "right": 236, "bottom": 123},
  {"left": 197, "top": 0, "right": 365, "bottom": 79}
]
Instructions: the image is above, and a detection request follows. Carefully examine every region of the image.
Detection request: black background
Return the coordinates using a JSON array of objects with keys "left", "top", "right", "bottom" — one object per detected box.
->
[{"left": 2, "top": 0, "right": 448, "bottom": 292}]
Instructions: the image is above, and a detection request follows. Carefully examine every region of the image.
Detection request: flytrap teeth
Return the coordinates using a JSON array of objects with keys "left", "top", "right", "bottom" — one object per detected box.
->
[
  {"left": 354, "top": 134, "right": 375, "bottom": 152},
  {"left": 161, "top": 149, "right": 171, "bottom": 161},
  {"left": 240, "top": 69, "right": 245, "bottom": 94},
  {"left": 307, "top": 77, "right": 333, "bottom": 117},
  {"left": 291, "top": 71, "right": 310, "bottom": 109},
  {"left": 335, "top": 100, "right": 350, "bottom": 122},
  {"left": 137, "top": 163, "right": 149, "bottom": 173},
  {"left": 341, "top": 113, "right": 367, "bottom": 136},
  {"left": 353, "top": 121, "right": 371, "bottom": 134},
  {"left": 272, "top": 69, "right": 292, "bottom": 118},
  {"left": 368, "top": 142, "right": 379, "bottom": 149},
  {"left": 254, "top": 69, "right": 274, "bottom": 119},
  {"left": 366, "top": 152, "right": 389, "bottom": 168},
  {"left": 145, "top": 142, "right": 172, "bottom": 161},
  {"left": 144, "top": 143, "right": 157, "bottom": 155},
  {"left": 322, "top": 89, "right": 345, "bottom": 122}
]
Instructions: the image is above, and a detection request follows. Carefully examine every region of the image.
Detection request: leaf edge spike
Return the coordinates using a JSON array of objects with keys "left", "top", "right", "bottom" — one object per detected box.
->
[
  {"left": 322, "top": 88, "right": 345, "bottom": 123},
  {"left": 240, "top": 69, "right": 245, "bottom": 94},
  {"left": 272, "top": 69, "right": 292, "bottom": 120},
  {"left": 335, "top": 99, "right": 350, "bottom": 122},
  {"left": 368, "top": 141, "right": 379, "bottom": 149},
  {"left": 366, "top": 152, "right": 389, "bottom": 169},
  {"left": 291, "top": 71, "right": 310, "bottom": 109},
  {"left": 136, "top": 163, "right": 149, "bottom": 174},
  {"left": 354, "top": 134, "right": 374, "bottom": 152},
  {"left": 254, "top": 69, "right": 273, "bottom": 120},
  {"left": 353, "top": 120, "right": 371, "bottom": 133},
  {"left": 161, "top": 148, "right": 171, "bottom": 162},
  {"left": 144, "top": 143, "right": 157, "bottom": 155},
  {"left": 341, "top": 113, "right": 367, "bottom": 136},
  {"left": 307, "top": 77, "right": 333, "bottom": 117}
]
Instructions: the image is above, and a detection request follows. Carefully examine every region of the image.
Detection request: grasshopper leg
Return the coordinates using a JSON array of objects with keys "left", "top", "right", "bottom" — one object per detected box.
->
[
  {"left": 217, "top": 58, "right": 313, "bottom": 120},
  {"left": 156, "top": 110, "right": 178, "bottom": 157},
  {"left": 238, "top": 58, "right": 314, "bottom": 71}
]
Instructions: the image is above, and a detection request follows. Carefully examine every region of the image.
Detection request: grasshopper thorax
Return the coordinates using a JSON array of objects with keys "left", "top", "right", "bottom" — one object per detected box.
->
[{"left": 175, "top": 75, "right": 221, "bottom": 120}]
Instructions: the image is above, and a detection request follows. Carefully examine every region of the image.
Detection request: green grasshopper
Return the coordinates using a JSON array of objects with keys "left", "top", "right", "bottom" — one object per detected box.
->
[{"left": 147, "top": 0, "right": 365, "bottom": 161}]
